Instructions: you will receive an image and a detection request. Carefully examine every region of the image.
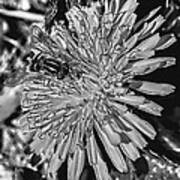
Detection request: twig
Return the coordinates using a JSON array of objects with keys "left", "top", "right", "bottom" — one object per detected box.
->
[
  {"left": 2, "top": 36, "right": 22, "bottom": 49},
  {"left": 0, "top": 9, "right": 44, "bottom": 22}
]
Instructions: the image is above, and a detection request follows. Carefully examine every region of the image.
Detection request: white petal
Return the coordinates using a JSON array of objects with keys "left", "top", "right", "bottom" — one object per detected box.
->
[
  {"left": 139, "top": 15, "right": 165, "bottom": 38},
  {"left": 102, "top": 123, "right": 121, "bottom": 146},
  {"left": 128, "top": 14, "right": 137, "bottom": 29},
  {"left": 130, "top": 57, "right": 175, "bottom": 69},
  {"left": 129, "top": 80, "right": 175, "bottom": 96},
  {"left": 118, "top": 12, "right": 133, "bottom": 27},
  {"left": 68, "top": 145, "right": 85, "bottom": 180},
  {"left": 18, "top": 113, "right": 29, "bottom": 128},
  {"left": 138, "top": 100, "right": 163, "bottom": 116},
  {"left": 48, "top": 155, "right": 63, "bottom": 180},
  {"left": 125, "top": 57, "right": 176, "bottom": 75},
  {"left": 125, "top": 34, "right": 139, "bottom": 50},
  {"left": 43, "top": 138, "right": 59, "bottom": 160},
  {"left": 126, "top": 128, "right": 148, "bottom": 149},
  {"left": 110, "top": 116, "right": 148, "bottom": 149},
  {"left": 30, "top": 133, "right": 51, "bottom": 155},
  {"left": 87, "top": 133, "right": 112, "bottom": 180},
  {"left": 38, "top": 123, "right": 53, "bottom": 138},
  {"left": 94, "top": 121, "right": 128, "bottom": 173},
  {"left": 114, "top": 95, "right": 146, "bottom": 107},
  {"left": 47, "top": 132, "right": 72, "bottom": 178},
  {"left": 134, "top": 6, "right": 161, "bottom": 31},
  {"left": 108, "top": 100, "right": 128, "bottom": 115},
  {"left": 120, "top": 0, "right": 138, "bottom": 13},
  {"left": 155, "top": 34, "right": 177, "bottom": 50},
  {"left": 135, "top": 33, "right": 160, "bottom": 51},
  {"left": 150, "top": 15, "right": 165, "bottom": 34},
  {"left": 109, "top": 0, "right": 121, "bottom": 15},
  {"left": 120, "top": 142, "right": 140, "bottom": 161},
  {"left": 59, "top": 130, "right": 73, "bottom": 161},
  {"left": 69, "top": 124, "right": 80, "bottom": 154},
  {"left": 45, "top": 137, "right": 64, "bottom": 179},
  {"left": 130, "top": 50, "right": 155, "bottom": 60},
  {"left": 87, "top": 133, "right": 98, "bottom": 165},
  {"left": 143, "top": 6, "right": 161, "bottom": 21},
  {"left": 115, "top": 55, "right": 129, "bottom": 72},
  {"left": 110, "top": 95, "right": 163, "bottom": 115},
  {"left": 111, "top": 95, "right": 163, "bottom": 116},
  {"left": 123, "top": 112, "right": 156, "bottom": 139},
  {"left": 103, "top": 0, "right": 109, "bottom": 14}
]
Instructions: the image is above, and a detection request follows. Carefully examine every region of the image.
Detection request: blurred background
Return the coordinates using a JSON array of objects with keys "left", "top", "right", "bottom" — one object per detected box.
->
[{"left": 0, "top": 0, "right": 180, "bottom": 180}]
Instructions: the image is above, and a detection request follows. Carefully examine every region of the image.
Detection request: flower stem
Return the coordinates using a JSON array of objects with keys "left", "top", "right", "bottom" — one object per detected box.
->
[{"left": 0, "top": 9, "right": 44, "bottom": 22}]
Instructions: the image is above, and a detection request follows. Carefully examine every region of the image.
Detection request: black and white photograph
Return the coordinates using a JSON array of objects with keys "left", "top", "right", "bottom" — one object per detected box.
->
[{"left": 0, "top": 0, "right": 180, "bottom": 179}]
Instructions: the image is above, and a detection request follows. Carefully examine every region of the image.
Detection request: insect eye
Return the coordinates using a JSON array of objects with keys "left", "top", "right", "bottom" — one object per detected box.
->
[
  {"left": 56, "top": 63, "right": 69, "bottom": 79},
  {"left": 61, "top": 63, "right": 69, "bottom": 74}
]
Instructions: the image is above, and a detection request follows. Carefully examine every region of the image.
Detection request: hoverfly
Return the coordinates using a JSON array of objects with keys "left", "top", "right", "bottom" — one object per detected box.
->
[{"left": 23, "top": 50, "right": 70, "bottom": 80}]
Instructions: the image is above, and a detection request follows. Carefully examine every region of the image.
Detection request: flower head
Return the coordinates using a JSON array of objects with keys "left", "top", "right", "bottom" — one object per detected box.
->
[{"left": 19, "top": 0, "right": 176, "bottom": 179}]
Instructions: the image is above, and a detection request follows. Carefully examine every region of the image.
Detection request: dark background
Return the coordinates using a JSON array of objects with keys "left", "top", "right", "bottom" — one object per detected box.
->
[{"left": 0, "top": 0, "right": 180, "bottom": 179}]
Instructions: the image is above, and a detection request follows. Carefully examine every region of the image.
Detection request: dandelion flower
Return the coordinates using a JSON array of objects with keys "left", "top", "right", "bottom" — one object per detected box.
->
[{"left": 18, "top": 0, "right": 176, "bottom": 179}]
